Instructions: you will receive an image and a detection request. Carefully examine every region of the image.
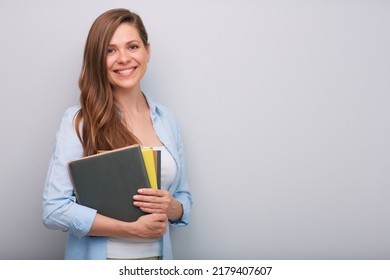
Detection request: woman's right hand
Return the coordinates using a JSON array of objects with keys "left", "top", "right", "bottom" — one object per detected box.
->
[{"left": 134, "top": 213, "right": 168, "bottom": 238}]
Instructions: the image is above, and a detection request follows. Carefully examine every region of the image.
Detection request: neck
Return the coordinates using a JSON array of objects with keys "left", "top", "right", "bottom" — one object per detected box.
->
[{"left": 114, "top": 86, "right": 147, "bottom": 114}]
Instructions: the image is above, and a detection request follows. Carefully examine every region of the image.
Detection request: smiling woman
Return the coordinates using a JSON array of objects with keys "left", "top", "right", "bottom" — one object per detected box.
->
[{"left": 42, "top": 8, "right": 192, "bottom": 260}]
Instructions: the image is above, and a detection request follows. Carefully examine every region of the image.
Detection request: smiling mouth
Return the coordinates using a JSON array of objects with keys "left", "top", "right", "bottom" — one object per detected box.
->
[{"left": 115, "top": 67, "right": 136, "bottom": 75}]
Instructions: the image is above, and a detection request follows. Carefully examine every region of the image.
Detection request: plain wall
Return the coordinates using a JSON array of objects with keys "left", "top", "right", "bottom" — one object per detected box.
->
[{"left": 0, "top": 0, "right": 389, "bottom": 259}]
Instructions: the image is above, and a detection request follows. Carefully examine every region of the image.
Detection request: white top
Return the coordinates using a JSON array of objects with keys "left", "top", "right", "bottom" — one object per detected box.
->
[
  {"left": 157, "top": 146, "right": 178, "bottom": 188},
  {"left": 106, "top": 146, "right": 177, "bottom": 259}
]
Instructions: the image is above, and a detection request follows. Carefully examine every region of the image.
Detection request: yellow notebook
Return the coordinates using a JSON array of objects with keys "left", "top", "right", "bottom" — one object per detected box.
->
[{"left": 141, "top": 147, "right": 158, "bottom": 189}]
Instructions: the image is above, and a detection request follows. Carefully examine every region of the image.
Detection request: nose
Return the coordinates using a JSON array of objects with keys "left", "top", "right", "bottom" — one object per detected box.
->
[{"left": 116, "top": 49, "right": 131, "bottom": 64}]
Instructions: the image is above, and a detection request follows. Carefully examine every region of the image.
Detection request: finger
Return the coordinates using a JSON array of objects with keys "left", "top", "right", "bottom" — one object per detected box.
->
[
  {"left": 133, "top": 195, "right": 163, "bottom": 204},
  {"left": 134, "top": 201, "right": 167, "bottom": 211},
  {"left": 153, "top": 213, "right": 168, "bottom": 221},
  {"left": 138, "top": 188, "right": 169, "bottom": 197},
  {"left": 144, "top": 213, "right": 167, "bottom": 222},
  {"left": 137, "top": 188, "right": 161, "bottom": 196}
]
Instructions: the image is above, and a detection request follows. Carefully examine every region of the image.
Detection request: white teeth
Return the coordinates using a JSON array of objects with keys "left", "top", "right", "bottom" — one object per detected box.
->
[{"left": 117, "top": 68, "right": 134, "bottom": 74}]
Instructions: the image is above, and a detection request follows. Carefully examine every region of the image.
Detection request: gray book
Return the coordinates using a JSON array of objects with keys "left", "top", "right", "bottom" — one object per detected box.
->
[{"left": 67, "top": 144, "right": 150, "bottom": 222}]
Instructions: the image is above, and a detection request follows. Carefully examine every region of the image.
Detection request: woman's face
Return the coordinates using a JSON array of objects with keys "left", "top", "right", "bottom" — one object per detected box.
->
[{"left": 106, "top": 23, "right": 150, "bottom": 92}]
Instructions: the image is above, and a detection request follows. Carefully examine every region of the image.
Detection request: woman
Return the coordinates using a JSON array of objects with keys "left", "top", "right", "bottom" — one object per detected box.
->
[{"left": 42, "top": 8, "right": 192, "bottom": 260}]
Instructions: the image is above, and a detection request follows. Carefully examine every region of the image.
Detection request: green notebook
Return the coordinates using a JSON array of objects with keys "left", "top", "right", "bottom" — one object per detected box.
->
[{"left": 67, "top": 144, "right": 150, "bottom": 222}]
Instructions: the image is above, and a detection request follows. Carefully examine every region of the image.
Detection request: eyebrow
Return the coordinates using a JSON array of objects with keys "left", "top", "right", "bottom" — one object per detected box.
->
[{"left": 107, "top": 40, "right": 141, "bottom": 47}]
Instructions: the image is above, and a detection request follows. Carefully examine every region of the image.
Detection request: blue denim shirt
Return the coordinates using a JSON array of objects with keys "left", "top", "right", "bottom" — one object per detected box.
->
[{"left": 42, "top": 95, "right": 192, "bottom": 259}]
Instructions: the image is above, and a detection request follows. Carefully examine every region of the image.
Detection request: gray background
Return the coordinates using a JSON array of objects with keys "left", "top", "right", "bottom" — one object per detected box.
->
[{"left": 0, "top": 0, "right": 389, "bottom": 260}]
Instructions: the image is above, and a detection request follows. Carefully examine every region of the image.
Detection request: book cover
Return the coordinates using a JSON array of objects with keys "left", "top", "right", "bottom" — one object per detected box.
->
[
  {"left": 153, "top": 149, "right": 161, "bottom": 189},
  {"left": 141, "top": 147, "right": 158, "bottom": 189},
  {"left": 67, "top": 144, "right": 150, "bottom": 222}
]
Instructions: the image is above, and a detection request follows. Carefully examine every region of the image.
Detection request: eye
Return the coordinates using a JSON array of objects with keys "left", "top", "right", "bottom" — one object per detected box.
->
[
  {"left": 107, "top": 48, "right": 115, "bottom": 54},
  {"left": 128, "top": 44, "right": 139, "bottom": 51}
]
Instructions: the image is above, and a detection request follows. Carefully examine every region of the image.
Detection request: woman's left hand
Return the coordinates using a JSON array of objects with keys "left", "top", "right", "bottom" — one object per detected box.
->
[{"left": 133, "top": 188, "right": 183, "bottom": 222}]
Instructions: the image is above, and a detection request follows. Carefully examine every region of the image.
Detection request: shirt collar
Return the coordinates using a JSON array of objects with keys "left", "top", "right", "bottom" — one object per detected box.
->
[{"left": 144, "top": 93, "right": 163, "bottom": 117}]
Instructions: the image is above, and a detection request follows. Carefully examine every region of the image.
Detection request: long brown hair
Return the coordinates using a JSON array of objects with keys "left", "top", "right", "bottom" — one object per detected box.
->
[{"left": 74, "top": 8, "right": 149, "bottom": 156}]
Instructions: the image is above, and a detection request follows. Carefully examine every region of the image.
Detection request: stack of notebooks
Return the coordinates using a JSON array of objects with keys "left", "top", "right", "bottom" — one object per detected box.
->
[{"left": 67, "top": 144, "right": 161, "bottom": 222}]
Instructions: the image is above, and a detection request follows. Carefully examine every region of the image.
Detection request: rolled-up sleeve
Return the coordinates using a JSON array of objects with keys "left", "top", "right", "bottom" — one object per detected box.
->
[
  {"left": 42, "top": 106, "right": 97, "bottom": 239},
  {"left": 169, "top": 115, "right": 193, "bottom": 227}
]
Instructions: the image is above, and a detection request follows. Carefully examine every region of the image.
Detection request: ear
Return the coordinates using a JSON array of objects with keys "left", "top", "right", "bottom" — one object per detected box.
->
[{"left": 146, "top": 43, "right": 151, "bottom": 62}]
